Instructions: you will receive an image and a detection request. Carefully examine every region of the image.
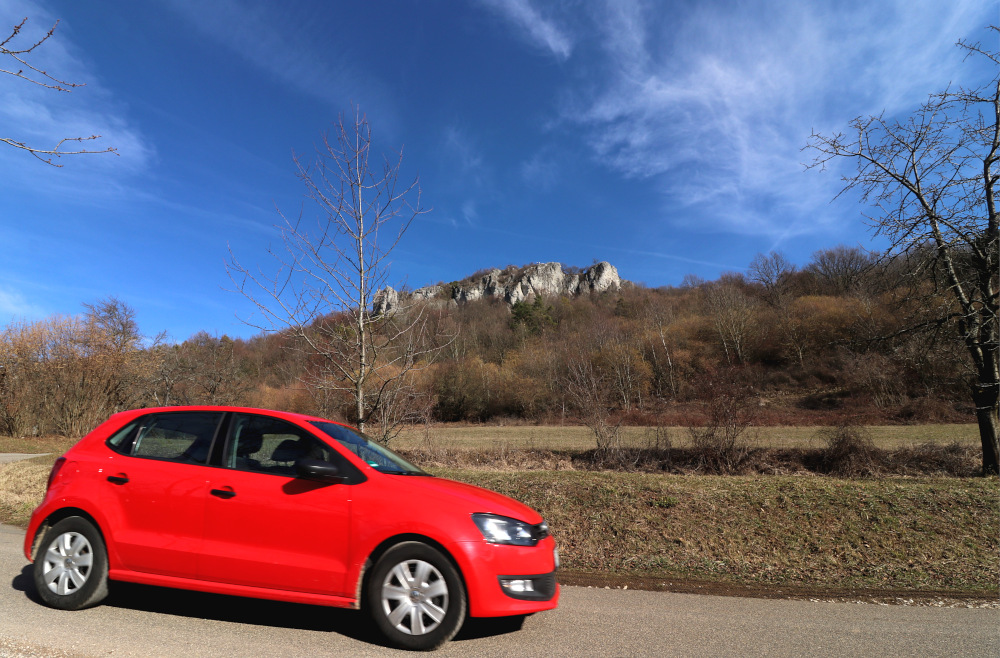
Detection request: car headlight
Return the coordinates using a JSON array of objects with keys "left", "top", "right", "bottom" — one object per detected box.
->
[{"left": 471, "top": 513, "right": 547, "bottom": 546}]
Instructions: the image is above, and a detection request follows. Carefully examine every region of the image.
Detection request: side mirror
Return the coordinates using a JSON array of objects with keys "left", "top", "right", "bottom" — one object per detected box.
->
[{"left": 294, "top": 458, "right": 346, "bottom": 484}]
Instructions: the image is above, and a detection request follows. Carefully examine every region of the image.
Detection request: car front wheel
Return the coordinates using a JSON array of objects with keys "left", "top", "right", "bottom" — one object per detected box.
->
[
  {"left": 33, "top": 517, "right": 109, "bottom": 610},
  {"left": 365, "top": 542, "right": 466, "bottom": 651}
]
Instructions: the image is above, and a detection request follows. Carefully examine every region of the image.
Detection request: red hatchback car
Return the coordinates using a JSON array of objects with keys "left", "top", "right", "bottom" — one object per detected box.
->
[{"left": 24, "top": 406, "right": 559, "bottom": 650}]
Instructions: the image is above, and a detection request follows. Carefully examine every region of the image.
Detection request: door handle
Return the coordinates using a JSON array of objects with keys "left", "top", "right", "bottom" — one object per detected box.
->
[
  {"left": 210, "top": 488, "right": 236, "bottom": 499},
  {"left": 106, "top": 474, "right": 129, "bottom": 485}
]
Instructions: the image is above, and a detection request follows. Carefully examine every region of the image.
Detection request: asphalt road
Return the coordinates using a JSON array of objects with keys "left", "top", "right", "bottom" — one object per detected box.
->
[
  {"left": 2, "top": 524, "right": 998, "bottom": 656},
  {"left": 0, "top": 455, "right": 49, "bottom": 464}
]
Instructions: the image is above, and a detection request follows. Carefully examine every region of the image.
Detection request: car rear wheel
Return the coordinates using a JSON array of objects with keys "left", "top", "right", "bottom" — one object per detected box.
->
[
  {"left": 33, "top": 517, "right": 109, "bottom": 610},
  {"left": 365, "top": 542, "right": 466, "bottom": 651}
]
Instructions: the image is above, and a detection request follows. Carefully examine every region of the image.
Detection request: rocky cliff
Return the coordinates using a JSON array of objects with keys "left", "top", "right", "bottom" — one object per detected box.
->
[{"left": 374, "top": 261, "right": 623, "bottom": 315}]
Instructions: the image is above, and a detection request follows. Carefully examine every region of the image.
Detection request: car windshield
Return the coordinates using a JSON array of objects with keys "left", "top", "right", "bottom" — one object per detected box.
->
[{"left": 310, "top": 421, "right": 427, "bottom": 475}]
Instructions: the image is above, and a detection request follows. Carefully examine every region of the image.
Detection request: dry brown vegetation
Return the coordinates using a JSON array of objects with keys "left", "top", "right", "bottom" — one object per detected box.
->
[
  {"left": 0, "top": 459, "right": 49, "bottom": 528},
  {"left": 393, "top": 422, "right": 982, "bottom": 477},
  {"left": 0, "top": 248, "right": 983, "bottom": 443}
]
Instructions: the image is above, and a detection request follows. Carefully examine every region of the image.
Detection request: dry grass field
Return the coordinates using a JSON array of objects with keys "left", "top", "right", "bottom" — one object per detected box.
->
[
  {"left": 0, "top": 423, "right": 981, "bottom": 456},
  {"left": 392, "top": 423, "right": 981, "bottom": 451}
]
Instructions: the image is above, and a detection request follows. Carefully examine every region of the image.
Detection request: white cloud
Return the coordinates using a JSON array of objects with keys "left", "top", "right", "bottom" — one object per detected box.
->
[
  {"left": 520, "top": 151, "right": 559, "bottom": 189},
  {"left": 444, "top": 126, "right": 485, "bottom": 174},
  {"left": 0, "top": 1, "right": 153, "bottom": 186},
  {"left": 0, "top": 285, "right": 45, "bottom": 321},
  {"left": 160, "top": 0, "right": 393, "bottom": 123},
  {"left": 558, "top": 0, "right": 994, "bottom": 240},
  {"left": 461, "top": 199, "right": 478, "bottom": 223},
  {"left": 478, "top": 0, "right": 574, "bottom": 60}
]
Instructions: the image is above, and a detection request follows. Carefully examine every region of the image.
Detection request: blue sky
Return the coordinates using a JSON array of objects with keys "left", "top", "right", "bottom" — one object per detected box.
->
[{"left": 0, "top": 0, "right": 995, "bottom": 341}]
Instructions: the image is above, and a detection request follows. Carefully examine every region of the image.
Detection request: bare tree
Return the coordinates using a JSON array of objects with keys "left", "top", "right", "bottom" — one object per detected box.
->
[
  {"left": 645, "top": 302, "right": 679, "bottom": 400},
  {"left": 748, "top": 250, "right": 796, "bottom": 305},
  {"left": 1, "top": 17, "right": 116, "bottom": 165},
  {"left": 229, "top": 108, "right": 437, "bottom": 438},
  {"left": 562, "top": 354, "right": 623, "bottom": 452},
  {"left": 178, "top": 332, "right": 252, "bottom": 406},
  {"left": 703, "top": 280, "right": 760, "bottom": 365},
  {"left": 805, "top": 245, "right": 876, "bottom": 295},
  {"left": 807, "top": 30, "right": 999, "bottom": 474}
]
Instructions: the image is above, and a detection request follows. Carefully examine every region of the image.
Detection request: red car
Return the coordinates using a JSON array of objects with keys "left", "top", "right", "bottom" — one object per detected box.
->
[{"left": 24, "top": 406, "right": 559, "bottom": 650}]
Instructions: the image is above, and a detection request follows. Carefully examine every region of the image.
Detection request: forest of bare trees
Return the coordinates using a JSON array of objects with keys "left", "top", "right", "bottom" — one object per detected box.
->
[{"left": 0, "top": 248, "right": 976, "bottom": 444}]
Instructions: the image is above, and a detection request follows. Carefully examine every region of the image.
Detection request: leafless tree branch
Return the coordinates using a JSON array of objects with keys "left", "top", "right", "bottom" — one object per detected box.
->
[{"left": 1, "top": 17, "right": 117, "bottom": 166}]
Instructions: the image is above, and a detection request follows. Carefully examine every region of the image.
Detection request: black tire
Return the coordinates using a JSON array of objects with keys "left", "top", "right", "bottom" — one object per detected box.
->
[
  {"left": 365, "top": 542, "right": 466, "bottom": 651},
  {"left": 33, "top": 517, "right": 109, "bottom": 610}
]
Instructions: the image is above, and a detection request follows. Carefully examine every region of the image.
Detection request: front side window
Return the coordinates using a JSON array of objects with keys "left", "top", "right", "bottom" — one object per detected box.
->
[
  {"left": 225, "top": 413, "right": 341, "bottom": 477},
  {"left": 310, "top": 421, "right": 426, "bottom": 475},
  {"left": 131, "top": 412, "right": 224, "bottom": 464}
]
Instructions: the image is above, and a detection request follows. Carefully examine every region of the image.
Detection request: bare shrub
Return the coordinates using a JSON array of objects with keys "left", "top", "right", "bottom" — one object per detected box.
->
[
  {"left": 687, "top": 385, "right": 759, "bottom": 474},
  {"left": 396, "top": 428, "right": 977, "bottom": 478},
  {"left": 562, "top": 355, "right": 624, "bottom": 454},
  {"left": 889, "top": 442, "right": 979, "bottom": 477},
  {"left": 816, "top": 423, "right": 882, "bottom": 477}
]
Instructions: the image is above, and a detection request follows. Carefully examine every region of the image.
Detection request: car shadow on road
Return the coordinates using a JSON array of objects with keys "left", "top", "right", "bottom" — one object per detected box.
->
[
  {"left": 12, "top": 565, "right": 46, "bottom": 605},
  {"left": 12, "top": 566, "right": 528, "bottom": 647},
  {"left": 13, "top": 565, "right": 384, "bottom": 644}
]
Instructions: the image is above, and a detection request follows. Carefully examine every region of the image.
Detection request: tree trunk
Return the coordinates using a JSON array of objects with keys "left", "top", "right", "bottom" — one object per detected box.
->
[{"left": 972, "top": 383, "right": 1000, "bottom": 475}]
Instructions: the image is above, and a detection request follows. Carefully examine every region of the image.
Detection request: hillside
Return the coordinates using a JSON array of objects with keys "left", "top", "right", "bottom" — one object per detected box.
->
[{"left": 0, "top": 250, "right": 978, "bottom": 437}]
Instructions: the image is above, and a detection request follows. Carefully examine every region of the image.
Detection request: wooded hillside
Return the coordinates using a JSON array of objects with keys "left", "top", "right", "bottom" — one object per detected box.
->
[{"left": 0, "top": 246, "right": 976, "bottom": 440}]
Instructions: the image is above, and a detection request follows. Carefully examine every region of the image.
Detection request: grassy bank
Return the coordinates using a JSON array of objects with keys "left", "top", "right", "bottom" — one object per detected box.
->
[
  {"left": 437, "top": 469, "right": 998, "bottom": 595},
  {"left": 0, "top": 459, "right": 50, "bottom": 528},
  {"left": 2, "top": 454, "right": 995, "bottom": 596},
  {"left": 2, "top": 426, "right": 995, "bottom": 596}
]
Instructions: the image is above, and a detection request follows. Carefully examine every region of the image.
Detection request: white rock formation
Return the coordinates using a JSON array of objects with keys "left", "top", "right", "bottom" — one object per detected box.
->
[{"left": 380, "top": 262, "right": 623, "bottom": 314}]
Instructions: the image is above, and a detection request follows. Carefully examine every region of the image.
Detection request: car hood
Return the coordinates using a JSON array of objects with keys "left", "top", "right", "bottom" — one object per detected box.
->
[{"left": 391, "top": 475, "right": 543, "bottom": 524}]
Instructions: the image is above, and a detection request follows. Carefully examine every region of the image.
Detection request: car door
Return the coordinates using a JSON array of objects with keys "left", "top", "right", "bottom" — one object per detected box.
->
[
  {"left": 100, "top": 411, "right": 224, "bottom": 578},
  {"left": 199, "top": 413, "right": 357, "bottom": 596}
]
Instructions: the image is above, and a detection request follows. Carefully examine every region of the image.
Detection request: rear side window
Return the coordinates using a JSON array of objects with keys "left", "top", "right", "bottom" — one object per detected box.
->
[
  {"left": 131, "top": 412, "right": 224, "bottom": 464},
  {"left": 106, "top": 420, "right": 142, "bottom": 455}
]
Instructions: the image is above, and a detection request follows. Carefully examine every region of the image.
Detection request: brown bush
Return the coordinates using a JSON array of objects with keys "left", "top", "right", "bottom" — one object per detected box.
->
[
  {"left": 686, "top": 382, "right": 759, "bottom": 474},
  {"left": 815, "top": 423, "right": 883, "bottom": 477},
  {"left": 887, "top": 442, "right": 980, "bottom": 476}
]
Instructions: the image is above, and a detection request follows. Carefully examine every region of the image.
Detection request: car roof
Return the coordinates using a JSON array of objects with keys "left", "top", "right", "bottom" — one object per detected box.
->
[{"left": 108, "top": 405, "right": 344, "bottom": 427}]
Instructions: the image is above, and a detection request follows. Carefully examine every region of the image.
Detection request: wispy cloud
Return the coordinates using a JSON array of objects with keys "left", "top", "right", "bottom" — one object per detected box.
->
[
  {"left": 443, "top": 126, "right": 485, "bottom": 175},
  {"left": 161, "top": 0, "right": 394, "bottom": 125},
  {"left": 438, "top": 125, "right": 494, "bottom": 227},
  {"left": 520, "top": 150, "right": 559, "bottom": 189},
  {"left": 478, "top": 0, "right": 574, "bottom": 60},
  {"left": 0, "top": 285, "right": 45, "bottom": 320},
  {"left": 0, "top": 0, "right": 153, "bottom": 189},
  {"left": 461, "top": 200, "right": 478, "bottom": 224},
  {"left": 556, "top": 0, "right": 993, "bottom": 241}
]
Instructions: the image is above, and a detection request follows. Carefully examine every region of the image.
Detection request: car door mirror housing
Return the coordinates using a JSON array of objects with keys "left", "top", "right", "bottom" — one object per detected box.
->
[{"left": 295, "top": 458, "right": 346, "bottom": 484}]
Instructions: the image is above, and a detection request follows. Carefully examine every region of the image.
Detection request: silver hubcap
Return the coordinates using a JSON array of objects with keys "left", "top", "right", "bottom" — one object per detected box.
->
[
  {"left": 42, "top": 531, "right": 93, "bottom": 596},
  {"left": 380, "top": 559, "right": 449, "bottom": 636}
]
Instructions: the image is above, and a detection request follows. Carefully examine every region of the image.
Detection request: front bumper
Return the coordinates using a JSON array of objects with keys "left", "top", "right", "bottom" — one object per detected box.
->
[
  {"left": 497, "top": 571, "right": 558, "bottom": 601},
  {"left": 450, "top": 536, "right": 560, "bottom": 617}
]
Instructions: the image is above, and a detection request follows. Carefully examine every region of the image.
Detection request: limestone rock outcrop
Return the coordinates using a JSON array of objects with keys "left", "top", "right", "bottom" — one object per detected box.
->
[{"left": 376, "top": 262, "right": 624, "bottom": 315}]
